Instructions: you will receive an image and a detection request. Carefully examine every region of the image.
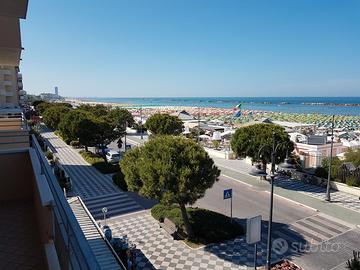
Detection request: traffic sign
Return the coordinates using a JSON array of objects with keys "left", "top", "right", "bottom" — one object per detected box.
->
[{"left": 223, "top": 188, "right": 232, "bottom": 200}]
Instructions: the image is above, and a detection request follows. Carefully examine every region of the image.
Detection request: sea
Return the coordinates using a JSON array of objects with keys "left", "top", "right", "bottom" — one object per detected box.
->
[{"left": 79, "top": 97, "right": 360, "bottom": 116}]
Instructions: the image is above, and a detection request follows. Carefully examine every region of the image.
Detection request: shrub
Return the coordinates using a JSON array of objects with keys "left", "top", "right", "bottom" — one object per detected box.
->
[
  {"left": 112, "top": 170, "right": 128, "bottom": 191},
  {"left": 346, "top": 250, "right": 360, "bottom": 270},
  {"left": 79, "top": 150, "right": 118, "bottom": 174},
  {"left": 70, "top": 140, "right": 80, "bottom": 148},
  {"left": 151, "top": 204, "right": 244, "bottom": 244},
  {"left": 315, "top": 166, "right": 328, "bottom": 179},
  {"left": 45, "top": 150, "right": 54, "bottom": 161},
  {"left": 346, "top": 177, "right": 360, "bottom": 187}
]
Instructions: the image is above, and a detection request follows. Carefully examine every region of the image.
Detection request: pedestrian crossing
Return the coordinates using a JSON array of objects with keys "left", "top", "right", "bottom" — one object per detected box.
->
[
  {"left": 270, "top": 213, "right": 353, "bottom": 257},
  {"left": 83, "top": 192, "right": 144, "bottom": 220}
]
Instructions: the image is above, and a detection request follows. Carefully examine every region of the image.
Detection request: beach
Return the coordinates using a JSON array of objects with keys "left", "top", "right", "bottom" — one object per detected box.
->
[{"left": 65, "top": 97, "right": 360, "bottom": 130}]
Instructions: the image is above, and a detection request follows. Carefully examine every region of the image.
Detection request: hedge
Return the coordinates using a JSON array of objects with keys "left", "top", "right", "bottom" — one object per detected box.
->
[
  {"left": 151, "top": 204, "right": 244, "bottom": 244},
  {"left": 79, "top": 150, "right": 118, "bottom": 174}
]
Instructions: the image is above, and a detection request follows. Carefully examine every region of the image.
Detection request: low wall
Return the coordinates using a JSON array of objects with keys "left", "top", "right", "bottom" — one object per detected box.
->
[
  {"left": 291, "top": 170, "right": 360, "bottom": 197},
  {"left": 330, "top": 181, "right": 360, "bottom": 197}
]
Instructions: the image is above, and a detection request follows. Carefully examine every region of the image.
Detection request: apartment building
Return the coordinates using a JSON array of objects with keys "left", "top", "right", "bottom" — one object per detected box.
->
[
  {"left": 0, "top": 1, "right": 125, "bottom": 269},
  {"left": 0, "top": 0, "right": 28, "bottom": 108}
]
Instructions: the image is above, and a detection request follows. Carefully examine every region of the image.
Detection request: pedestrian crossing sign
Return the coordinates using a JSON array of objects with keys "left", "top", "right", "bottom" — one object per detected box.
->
[{"left": 223, "top": 189, "right": 232, "bottom": 200}]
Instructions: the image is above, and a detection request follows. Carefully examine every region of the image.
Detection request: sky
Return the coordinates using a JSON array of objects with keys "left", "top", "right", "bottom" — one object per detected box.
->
[{"left": 21, "top": 0, "right": 360, "bottom": 98}]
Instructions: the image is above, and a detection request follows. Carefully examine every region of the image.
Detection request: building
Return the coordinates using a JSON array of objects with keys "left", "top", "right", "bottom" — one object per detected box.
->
[
  {"left": 0, "top": 1, "right": 125, "bottom": 269},
  {"left": 0, "top": 0, "right": 27, "bottom": 108},
  {"left": 55, "top": 86, "right": 59, "bottom": 96},
  {"left": 291, "top": 134, "right": 347, "bottom": 168}
]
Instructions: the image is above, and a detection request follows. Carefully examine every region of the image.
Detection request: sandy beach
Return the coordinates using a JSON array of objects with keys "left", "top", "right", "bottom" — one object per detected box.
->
[{"left": 65, "top": 98, "right": 360, "bottom": 130}]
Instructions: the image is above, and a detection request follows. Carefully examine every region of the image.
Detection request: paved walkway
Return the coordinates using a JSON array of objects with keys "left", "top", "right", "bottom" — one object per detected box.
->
[
  {"left": 108, "top": 210, "right": 353, "bottom": 270},
  {"left": 41, "top": 129, "right": 144, "bottom": 219}
]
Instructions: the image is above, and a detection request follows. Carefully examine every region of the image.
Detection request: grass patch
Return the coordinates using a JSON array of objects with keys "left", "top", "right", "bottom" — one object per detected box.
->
[
  {"left": 151, "top": 204, "right": 244, "bottom": 245},
  {"left": 79, "top": 150, "right": 119, "bottom": 174}
]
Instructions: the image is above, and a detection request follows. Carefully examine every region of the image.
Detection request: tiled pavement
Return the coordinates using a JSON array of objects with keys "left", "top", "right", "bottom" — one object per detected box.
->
[
  {"left": 41, "top": 129, "right": 144, "bottom": 218},
  {"left": 107, "top": 212, "right": 353, "bottom": 270},
  {"left": 275, "top": 177, "right": 360, "bottom": 213}
]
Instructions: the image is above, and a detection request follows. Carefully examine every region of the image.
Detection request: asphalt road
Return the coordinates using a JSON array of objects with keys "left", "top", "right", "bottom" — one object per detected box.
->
[{"left": 195, "top": 174, "right": 315, "bottom": 225}]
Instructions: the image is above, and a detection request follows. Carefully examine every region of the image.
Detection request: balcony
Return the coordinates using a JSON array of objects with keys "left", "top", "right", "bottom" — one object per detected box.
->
[
  {"left": 0, "top": 68, "right": 12, "bottom": 75},
  {"left": 17, "top": 73, "right": 22, "bottom": 81},
  {"left": 3, "top": 80, "right": 12, "bottom": 86},
  {"left": 19, "top": 89, "right": 26, "bottom": 96},
  {"left": 18, "top": 81, "right": 23, "bottom": 90},
  {"left": 4, "top": 90, "right": 13, "bottom": 97},
  {"left": 0, "top": 114, "right": 99, "bottom": 270}
]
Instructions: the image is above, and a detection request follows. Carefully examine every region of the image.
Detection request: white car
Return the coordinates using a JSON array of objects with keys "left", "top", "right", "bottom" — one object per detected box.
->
[{"left": 106, "top": 151, "right": 121, "bottom": 164}]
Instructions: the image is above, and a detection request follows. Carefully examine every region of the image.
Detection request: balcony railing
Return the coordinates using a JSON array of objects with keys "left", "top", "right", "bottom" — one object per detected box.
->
[{"left": 31, "top": 134, "right": 101, "bottom": 270}]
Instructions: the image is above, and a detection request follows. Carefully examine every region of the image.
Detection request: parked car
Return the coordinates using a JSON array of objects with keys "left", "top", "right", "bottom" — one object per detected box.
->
[
  {"left": 106, "top": 150, "right": 121, "bottom": 164},
  {"left": 95, "top": 146, "right": 110, "bottom": 156}
]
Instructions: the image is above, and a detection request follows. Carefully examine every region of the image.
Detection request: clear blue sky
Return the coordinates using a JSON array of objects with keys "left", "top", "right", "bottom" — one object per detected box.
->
[{"left": 21, "top": 0, "right": 360, "bottom": 97}]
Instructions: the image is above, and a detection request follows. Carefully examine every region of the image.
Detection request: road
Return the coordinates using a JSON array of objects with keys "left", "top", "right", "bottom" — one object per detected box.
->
[
  {"left": 116, "top": 134, "right": 360, "bottom": 270},
  {"left": 195, "top": 175, "right": 314, "bottom": 225}
]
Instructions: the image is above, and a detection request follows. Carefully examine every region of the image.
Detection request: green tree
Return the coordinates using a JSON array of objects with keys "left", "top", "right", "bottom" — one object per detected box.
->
[
  {"left": 32, "top": 100, "right": 45, "bottom": 107},
  {"left": 58, "top": 110, "right": 92, "bottom": 144},
  {"left": 42, "top": 106, "right": 70, "bottom": 130},
  {"left": 35, "top": 101, "right": 52, "bottom": 114},
  {"left": 78, "top": 104, "right": 109, "bottom": 117},
  {"left": 144, "top": 113, "right": 183, "bottom": 136},
  {"left": 345, "top": 148, "right": 360, "bottom": 167},
  {"left": 107, "top": 107, "right": 134, "bottom": 127},
  {"left": 230, "top": 124, "right": 293, "bottom": 172},
  {"left": 120, "top": 136, "right": 220, "bottom": 239},
  {"left": 321, "top": 156, "right": 342, "bottom": 180},
  {"left": 78, "top": 117, "right": 99, "bottom": 151},
  {"left": 94, "top": 119, "right": 121, "bottom": 162}
]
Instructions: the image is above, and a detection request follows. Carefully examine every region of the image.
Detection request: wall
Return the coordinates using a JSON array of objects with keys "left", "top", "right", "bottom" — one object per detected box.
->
[{"left": 0, "top": 151, "right": 33, "bottom": 200}]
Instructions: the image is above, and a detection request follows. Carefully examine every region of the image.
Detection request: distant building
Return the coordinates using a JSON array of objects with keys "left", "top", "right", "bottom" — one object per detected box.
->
[
  {"left": 55, "top": 86, "right": 58, "bottom": 96},
  {"left": 40, "top": 92, "right": 61, "bottom": 101}
]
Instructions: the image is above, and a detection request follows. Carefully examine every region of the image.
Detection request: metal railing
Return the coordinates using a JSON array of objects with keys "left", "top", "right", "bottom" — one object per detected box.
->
[
  {"left": 31, "top": 134, "right": 101, "bottom": 270},
  {"left": 76, "top": 196, "right": 127, "bottom": 269}
]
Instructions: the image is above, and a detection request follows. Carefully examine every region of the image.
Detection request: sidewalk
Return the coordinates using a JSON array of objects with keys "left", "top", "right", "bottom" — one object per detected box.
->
[{"left": 211, "top": 156, "right": 360, "bottom": 226}]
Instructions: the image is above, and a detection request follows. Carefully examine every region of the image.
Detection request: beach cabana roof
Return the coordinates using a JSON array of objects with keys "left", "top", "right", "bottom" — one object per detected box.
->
[
  {"left": 170, "top": 110, "right": 194, "bottom": 121},
  {"left": 272, "top": 120, "right": 316, "bottom": 129}
]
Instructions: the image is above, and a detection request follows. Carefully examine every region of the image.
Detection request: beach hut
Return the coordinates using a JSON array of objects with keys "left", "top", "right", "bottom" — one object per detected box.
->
[{"left": 212, "top": 131, "right": 222, "bottom": 141}]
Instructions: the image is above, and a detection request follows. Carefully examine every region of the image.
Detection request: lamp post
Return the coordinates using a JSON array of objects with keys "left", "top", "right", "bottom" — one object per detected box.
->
[
  {"left": 140, "top": 105, "right": 143, "bottom": 140},
  {"left": 325, "top": 115, "right": 335, "bottom": 202},
  {"left": 249, "top": 133, "right": 296, "bottom": 270},
  {"left": 197, "top": 107, "right": 200, "bottom": 143},
  {"left": 124, "top": 120, "right": 127, "bottom": 152}
]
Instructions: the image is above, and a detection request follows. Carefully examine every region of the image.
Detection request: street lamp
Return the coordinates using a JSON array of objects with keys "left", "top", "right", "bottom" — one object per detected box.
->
[
  {"left": 140, "top": 105, "right": 143, "bottom": 140},
  {"left": 249, "top": 133, "right": 295, "bottom": 270},
  {"left": 325, "top": 115, "right": 335, "bottom": 202},
  {"left": 124, "top": 120, "right": 127, "bottom": 152}
]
